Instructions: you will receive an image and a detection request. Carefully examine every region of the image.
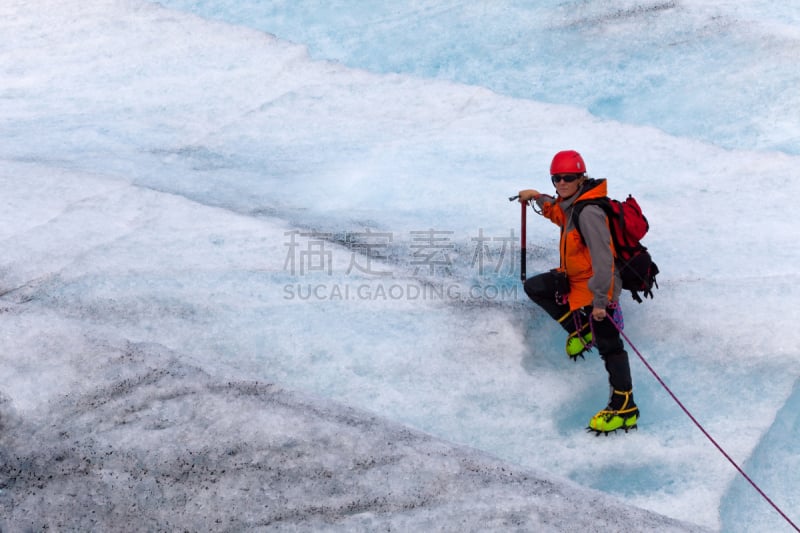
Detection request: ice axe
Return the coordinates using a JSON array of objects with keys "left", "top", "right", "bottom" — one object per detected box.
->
[{"left": 509, "top": 195, "right": 526, "bottom": 282}]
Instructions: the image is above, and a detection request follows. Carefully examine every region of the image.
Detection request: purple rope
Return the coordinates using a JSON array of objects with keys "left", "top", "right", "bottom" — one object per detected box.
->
[{"left": 610, "top": 319, "right": 800, "bottom": 533}]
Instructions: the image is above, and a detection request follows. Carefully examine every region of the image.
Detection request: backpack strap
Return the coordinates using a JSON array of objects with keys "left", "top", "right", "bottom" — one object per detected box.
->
[{"left": 572, "top": 197, "right": 614, "bottom": 247}]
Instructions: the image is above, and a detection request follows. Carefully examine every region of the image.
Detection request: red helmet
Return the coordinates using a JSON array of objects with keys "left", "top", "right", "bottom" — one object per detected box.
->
[{"left": 550, "top": 150, "right": 586, "bottom": 175}]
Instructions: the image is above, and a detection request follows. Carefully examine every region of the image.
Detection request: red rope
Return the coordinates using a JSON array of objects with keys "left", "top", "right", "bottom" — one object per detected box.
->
[{"left": 612, "top": 321, "right": 800, "bottom": 533}]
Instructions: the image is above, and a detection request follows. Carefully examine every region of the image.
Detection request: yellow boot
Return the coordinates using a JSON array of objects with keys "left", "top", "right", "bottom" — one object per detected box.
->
[
  {"left": 561, "top": 310, "right": 593, "bottom": 360},
  {"left": 588, "top": 389, "right": 639, "bottom": 434},
  {"left": 565, "top": 330, "right": 593, "bottom": 360}
]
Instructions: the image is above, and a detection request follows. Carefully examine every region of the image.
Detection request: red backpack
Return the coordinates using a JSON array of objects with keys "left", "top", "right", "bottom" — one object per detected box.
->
[{"left": 574, "top": 195, "right": 659, "bottom": 303}]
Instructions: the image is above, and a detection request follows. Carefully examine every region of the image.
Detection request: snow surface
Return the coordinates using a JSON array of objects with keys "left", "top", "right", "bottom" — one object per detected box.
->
[{"left": 0, "top": 0, "right": 798, "bottom": 531}]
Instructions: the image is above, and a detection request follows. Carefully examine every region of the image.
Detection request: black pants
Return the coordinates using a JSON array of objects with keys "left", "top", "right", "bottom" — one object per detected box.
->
[{"left": 524, "top": 271, "right": 633, "bottom": 392}]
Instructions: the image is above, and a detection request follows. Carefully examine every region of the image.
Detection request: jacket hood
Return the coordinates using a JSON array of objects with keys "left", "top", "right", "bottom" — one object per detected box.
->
[{"left": 576, "top": 178, "right": 607, "bottom": 202}]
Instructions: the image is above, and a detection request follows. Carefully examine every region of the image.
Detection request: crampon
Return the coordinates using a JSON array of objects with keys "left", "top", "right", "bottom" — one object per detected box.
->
[{"left": 586, "top": 416, "right": 638, "bottom": 436}]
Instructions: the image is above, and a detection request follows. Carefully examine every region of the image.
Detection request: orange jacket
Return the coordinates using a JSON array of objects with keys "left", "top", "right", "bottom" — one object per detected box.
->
[{"left": 538, "top": 179, "right": 619, "bottom": 310}]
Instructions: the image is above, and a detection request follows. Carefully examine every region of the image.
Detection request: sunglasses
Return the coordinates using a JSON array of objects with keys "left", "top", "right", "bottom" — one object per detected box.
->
[{"left": 551, "top": 173, "right": 583, "bottom": 185}]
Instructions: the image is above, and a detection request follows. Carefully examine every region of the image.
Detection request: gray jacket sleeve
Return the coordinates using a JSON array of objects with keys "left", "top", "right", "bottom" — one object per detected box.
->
[
  {"left": 533, "top": 194, "right": 555, "bottom": 210},
  {"left": 577, "top": 205, "right": 616, "bottom": 309}
]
